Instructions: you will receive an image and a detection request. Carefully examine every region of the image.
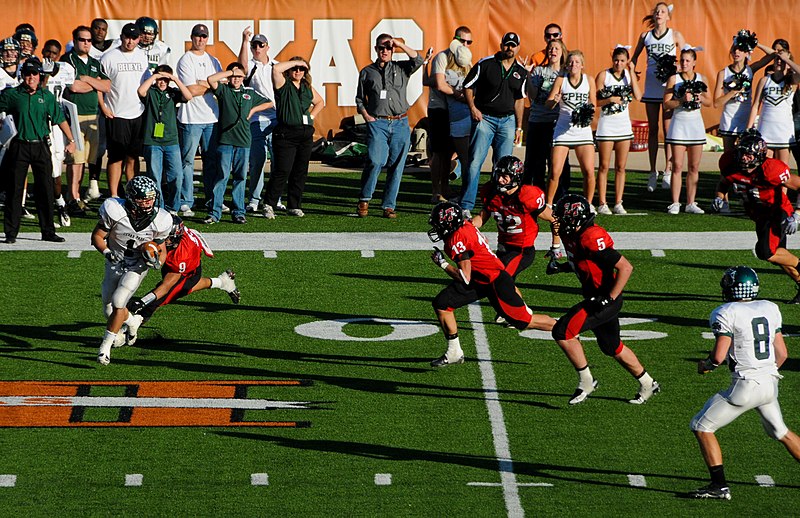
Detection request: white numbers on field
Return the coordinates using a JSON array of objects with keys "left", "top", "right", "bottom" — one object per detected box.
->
[
  {"left": 519, "top": 318, "right": 667, "bottom": 341},
  {"left": 294, "top": 318, "right": 439, "bottom": 342}
]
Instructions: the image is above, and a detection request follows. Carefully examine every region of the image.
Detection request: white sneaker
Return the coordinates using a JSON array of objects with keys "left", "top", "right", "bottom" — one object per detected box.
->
[
  {"left": 629, "top": 380, "right": 661, "bottom": 404},
  {"left": 287, "top": 208, "right": 305, "bottom": 217},
  {"left": 218, "top": 269, "right": 241, "bottom": 303},
  {"left": 22, "top": 208, "right": 35, "bottom": 220},
  {"left": 597, "top": 204, "right": 612, "bottom": 215},
  {"left": 613, "top": 203, "right": 627, "bottom": 215},
  {"left": 276, "top": 199, "right": 287, "bottom": 211},
  {"left": 125, "top": 314, "right": 144, "bottom": 346},
  {"left": 180, "top": 205, "right": 195, "bottom": 218},
  {"left": 246, "top": 201, "right": 259, "bottom": 213},
  {"left": 263, "top": 205, "right": 276, "bottom": 220},
  {"left": 646, "top": 171, "right": 658, "bottom": 192},
  {"left": 667, "top": 202, "right": 681, "bottom": 215},
  {"left": 685, "top": 202, "right": 705, "bottom": 214},
  {"left": 569, "top": 379, "right": 598, "bottom": 405},
  {"left": 661, "top": 171, "right": 672, "bottom": 189},
  {"left": 84, "top": 180, "right": 101, "bottom": 202},
  {"left": 221, "top": 203, "right": 231, "bottom": 214},
  {"left": 589, "top": 204, "right": 597, "bottom": 215}
]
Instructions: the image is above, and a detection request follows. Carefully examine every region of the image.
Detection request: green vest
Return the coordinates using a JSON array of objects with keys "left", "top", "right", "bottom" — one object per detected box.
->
[{"left": 214, "top": 84, "right": 268, "bottom": 148}]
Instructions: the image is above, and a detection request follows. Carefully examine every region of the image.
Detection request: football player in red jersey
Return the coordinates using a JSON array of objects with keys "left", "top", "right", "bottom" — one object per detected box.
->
[
  {"left": 125, "top": 216, "right": 240, "bottom": 342},
  {"left": 547, "top": 194, "right": 660, "bottom": 405},
  {"left": 428, "top": 201, "right": 556, "bottom": 367},
  {"left": 713, "top": 129, "right": 800, "bottom": 303}
]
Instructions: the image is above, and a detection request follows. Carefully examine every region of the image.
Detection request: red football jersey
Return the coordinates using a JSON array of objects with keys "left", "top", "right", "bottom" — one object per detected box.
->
[
  {"left": 481, "top": 183, "right": 546, "bottom": 247},
  {"left": 163, "top": 228, "right": 212, "bottom": 276},
  {"left": 563, "top": 224, "right": 618, "bottom": 298},
  {"left": 720, "top": 152, "right": 793, "bottom": 220},
  {"left": 445, "top": 221, "right": 505, "bottom": 284}
]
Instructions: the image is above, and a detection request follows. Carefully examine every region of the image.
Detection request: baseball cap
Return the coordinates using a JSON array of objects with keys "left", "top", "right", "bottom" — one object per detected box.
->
[
  {"left": 501, "top": 32, "right": 520, "bottom": 47},
  {"left": 20, "top": 58, "right": 41, "bottom": 75},
  {"left": 121, "top": 23, "right": 140, "bottom": 39},
  {"left": 252, "top": 34, "right": 268, "bottom": 45},
  {"left": 191, "top": 24, "right": 209, "bottom": 37}
]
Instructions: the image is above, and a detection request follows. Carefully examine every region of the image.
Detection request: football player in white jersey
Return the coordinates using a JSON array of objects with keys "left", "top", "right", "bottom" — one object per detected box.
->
[
  {"left": 91, "top": 176, "right": 172, "bottom": 365},
  {"left": 41, "top": 40, "right": 76, "bottom": 228},
  {"left": 690, "top": 266, "right": 800, "bottom": 500}
]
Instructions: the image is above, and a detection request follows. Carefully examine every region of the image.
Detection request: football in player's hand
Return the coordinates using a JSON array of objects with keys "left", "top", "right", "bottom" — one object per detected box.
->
[{"left": 140, "top": 241, "right": 161, "bottom": 268}]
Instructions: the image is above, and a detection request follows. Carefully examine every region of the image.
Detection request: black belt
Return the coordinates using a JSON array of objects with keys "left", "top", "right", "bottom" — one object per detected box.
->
[
  {"left": 15, "top": 139, "right": 44, "bottom": 143},
  {"left": 375, "top": 113, "right": 407, "bottom": 120}
]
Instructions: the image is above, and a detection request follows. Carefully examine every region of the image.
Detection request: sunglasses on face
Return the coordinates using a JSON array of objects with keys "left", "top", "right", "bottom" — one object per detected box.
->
[
  {"left": 22, "top": 71, "right": 39, "bottom": 77},
  {"left": 375, "top": 44, "right": 392, "bottom": 51},
  {"left": 455, "top": 36, "right": 473, "bottom": 46},
  {"left": 290, "top": 66, "right": 308, "bottom": 73},
  {"left": 251, "top": 42, "right": 266, "bottom": 48},
  {"left": 545, "top": 32, "right": 562, "bottom": 39},
  {"left": 76, "top": 37, "right": 92, "bottom": 43},
  {"left": 192, "top": 34, "right": 208, "bottom": 39}
]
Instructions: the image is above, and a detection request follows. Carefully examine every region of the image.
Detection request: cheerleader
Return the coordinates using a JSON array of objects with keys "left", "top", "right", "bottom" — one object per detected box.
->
[
  {"left": 546, "top": 50, "right": 596, "bottom": 208},
  {"left": 663, "top": 47, "right": 711, "bottom": 215},
  {"left": 632, "top": 2, "right": 685, "bottom": 192},
  {"left": 595, "top": 46, "right": 642, "bottom": 215},
  {"left": 748, "top": 41, "right": 800, "bottom": 165}
]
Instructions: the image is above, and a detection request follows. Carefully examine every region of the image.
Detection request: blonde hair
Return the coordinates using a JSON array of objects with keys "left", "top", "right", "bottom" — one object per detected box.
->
[
  {"left": 565, "top": 49, "right": 585, "bottom": 67},
  {"left": 643, "top": 2, "right": 671, "bottom": 28},
  {"left": 544, "top": 39, "right": 568, "bottom": 69}
]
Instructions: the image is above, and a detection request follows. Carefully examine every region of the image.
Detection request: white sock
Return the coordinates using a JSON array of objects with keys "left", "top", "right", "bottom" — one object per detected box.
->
[
  {"left": 99, "top": 330, "right": 116, "bottom": 356},
  {"left": 55, "top": 195, "right": 66, "bottom": 207},
  {"left": 210, "top": 277, "right": 221, "bottom": 289},
  {"left": 577, "top": 366, "right": 594, "bottom": 389},
  {"left": 446, "top": 336, "right": 463, "bottom": 360},
  {"left": 637, "top": 371, "right": 653, "bottom": 387},
  {"left": 90, "top": 179, "right": 99, "bottom": 189}
]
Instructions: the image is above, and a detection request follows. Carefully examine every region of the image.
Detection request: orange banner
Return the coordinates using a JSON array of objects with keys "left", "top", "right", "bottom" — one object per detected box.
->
[{"left": 4, "top": 1, "right": 797, "bottom": 136}]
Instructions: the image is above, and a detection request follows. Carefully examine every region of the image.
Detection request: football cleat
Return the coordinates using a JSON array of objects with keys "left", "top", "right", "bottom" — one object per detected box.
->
[
  {"left": 569, "top": 379, "right": 598, "bottom": 405},
  {"left": 693, "top": 483, "right": 731, "bottom": 500},
  {"left": 58, "top": 205, "right": 71, "bottom": 227},
  {"left": 97, "top": 353, "right": 110, "bottom": 366},
  {"left": 219, "top": 270, "right": 241, "bottom": 304},
  {"left": 125, "top": 314, "right": 144, "bottom": 346},
  {"left": 430, "top": 354, "right": 465, "bottom": 368},
  {"left": 629, "top": 380, "right": 661, "bottom": 404},
  {"left": 21, "top": 207, "right": 35, "bottom": 220},
  {"left": 112, "top": 328, "right": 126, "bottom": 348}
]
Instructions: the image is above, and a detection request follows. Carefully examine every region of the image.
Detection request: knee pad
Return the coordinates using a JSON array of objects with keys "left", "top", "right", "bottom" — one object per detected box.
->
[
  {"left": 601, "top": 340, "right": 624, "bottom": 357},
  {"left": 551, "top": 318, "right": 568, "bottom": 341}
]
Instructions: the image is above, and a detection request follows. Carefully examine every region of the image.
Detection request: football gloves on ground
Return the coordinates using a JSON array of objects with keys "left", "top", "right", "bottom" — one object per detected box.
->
[{"left": 711, "top": 197, "right": 726, "bottom": 213}]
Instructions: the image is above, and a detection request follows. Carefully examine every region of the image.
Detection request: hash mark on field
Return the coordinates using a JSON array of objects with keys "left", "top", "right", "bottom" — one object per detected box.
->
[
  {"left": 67, "top": 250, "right": 82, "bottom": 258},
  {"left": 251, "top": 473, "right": 269, "bottom": 486},
  {"left": 650, "top": 250, "right": 665, "bottom": 257},
  {"left": 755, "top": 475, "right": 775, "bottom": 487},
  {"left": 468, "top": 482, "right": 553, "bottom": 488},
  {"left": 374, "top": 473, "right": 392, "bottom": 485},
  {"left": 263, "top": 250, "right": 277, "bottom": 258},
  {"left": 627, "top": 474, "right": 647, "bottom": 487},
  {"left": 125, "top": 474, "right": 143, "bottom": 486},
  {"left": 360, "top": 250, "right": 375, "bottom": 258},
  {"left": 0, "top": 475, "right": 16, "bottom": 487}
]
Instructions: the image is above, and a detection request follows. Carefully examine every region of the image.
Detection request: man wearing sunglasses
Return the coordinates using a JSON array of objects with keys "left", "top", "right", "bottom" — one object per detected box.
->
[
  {"left": 355, "top": 33, "right": 422, "bottom": 219},
  {"left": 459, "top": 32, "right": 526, "bottom": 218},
  {"left": 531, "top": 23, "right": 563, "bottom": 67}
]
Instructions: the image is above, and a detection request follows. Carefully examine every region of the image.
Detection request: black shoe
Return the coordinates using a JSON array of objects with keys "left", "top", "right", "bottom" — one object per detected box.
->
[
  {"left": 693, "top": 483, "right": 731, "bottom": 500},
  {"left": 42, "top": 234, "right": 65, "bottom": 243},
  {"left": 3, "top": 237, "right": 16, "bottom": 244},
  {"left": 67, "top": 199, "right": 87, "bottom": 217},
  {"left": 430, "top": 354, "right": 465, "bottom": 368}
]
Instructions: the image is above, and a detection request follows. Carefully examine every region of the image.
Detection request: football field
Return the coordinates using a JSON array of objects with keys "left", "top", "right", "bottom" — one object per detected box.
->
[{"left": 1, "top": 170, "right": 799, "bottom": 516}]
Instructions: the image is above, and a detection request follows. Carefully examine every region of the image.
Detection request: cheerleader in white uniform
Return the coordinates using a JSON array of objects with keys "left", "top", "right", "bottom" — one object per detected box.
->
[
  {"left": 663, "top": 47, "right": 711, "bottom": 215},
  {"left": 546, "top": 50, "right": 596, "bottom": 207},
  {"left": 748, "top": 41, "right": 800, "bottom": 165},
  {"left": 632, "top": 2, "right": 685, "bottom": 191},
  {"left": 595, "top": 46, "right": 642, "bottom": 215}
]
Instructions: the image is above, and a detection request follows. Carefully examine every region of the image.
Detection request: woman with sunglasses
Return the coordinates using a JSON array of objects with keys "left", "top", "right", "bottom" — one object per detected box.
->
[
  {"left": 262, "top": 57, "right": 324, "bottom": 219},
  {"left": 632, "top": 2, "right": 686, "bottom": 192}
]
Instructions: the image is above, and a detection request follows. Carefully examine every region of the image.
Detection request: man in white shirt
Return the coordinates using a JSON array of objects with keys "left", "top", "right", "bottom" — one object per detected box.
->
[
  {"left": 237, "top": 27, "right": 277, "bottom": 213},
  {"left": 176, "top": 23, "right": 222, "bottom": 217},
  {"left": 100, "top": 23, "right": 150, "bottom": 197}
]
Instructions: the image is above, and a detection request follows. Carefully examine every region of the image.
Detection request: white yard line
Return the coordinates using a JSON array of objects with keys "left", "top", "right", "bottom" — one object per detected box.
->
[
  {"left": 627, "top": 474, "right": 647, "bottom": 487},
  {"left": 251, "top": 473, "right": 269, "bottom": 486},
  {"left": 374, "top": 473, "right": 392, "bottom": 485},
  {"left": 124, "top": 474, "right": 143, "bottom": 486},
  {"left": 0, "top": 475, "right": 16, "bottom": 487},
  {"left": 755, "top": 474, "right": 775, "bottom": 487},
  {"left": 468, "top": 302, "right": 524, "bottom": 518}
]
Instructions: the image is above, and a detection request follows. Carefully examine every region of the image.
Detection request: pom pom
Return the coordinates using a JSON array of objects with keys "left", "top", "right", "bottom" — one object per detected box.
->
[
  {"left": 654, "top": 53, "right": 677, "bottom": 83},
  {"left": 733, "top": 29, "right": 757, "bottom": 52},
  {"left": 598, "top": 85, "right": 633, "bottom": 115},
  {"left": 570, "top": 103, "right": 595, "bottom": 127}
]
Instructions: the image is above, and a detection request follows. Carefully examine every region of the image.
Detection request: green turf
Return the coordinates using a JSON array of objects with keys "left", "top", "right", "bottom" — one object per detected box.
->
[{"left": 0, "top": 247, "right": 798, "bottom": 516}]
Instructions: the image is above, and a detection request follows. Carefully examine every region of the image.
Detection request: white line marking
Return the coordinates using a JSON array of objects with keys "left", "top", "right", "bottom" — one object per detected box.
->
[
  {"left": 755, "top": 474, "right": 775, "bottom": 487},
  {"left": 251, "top": 473, "right": 269, "bottom": 486},
  {"left": 650, "top": 250, "right": 665, "bottom": 257},
  {"left": 374, "top": 473, "right": 392, "bottom": 485},
  {"left": 125, "top": 474, "right": 143, "bottom": 486},
  {"left": 67, "top": 250, "right": 82, "bottom": 258},
  {"left": 469, "top": 302, "right": 524, "bottom": 518},
  {"left": 468, "top": 482, "right": 553, "bottom": 487},
  {"left": 0, "top": 475, "right": 16, "bottom": 487},
  {"left": 0, "top": 396, "right": 311, "bottom": 409},
  {"left": 263, "top": 250, "right": 277, "bottom": 258},
  {"left": 360, "top": 250, "right": 375, "bottom": 258},
  {"left": 627, "top": 474, "right": 647, "bottom": 487}
]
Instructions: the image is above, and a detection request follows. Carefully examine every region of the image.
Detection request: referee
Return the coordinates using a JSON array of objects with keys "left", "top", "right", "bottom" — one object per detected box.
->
[{"left": 0, "top": 59, "right": 76, "bottom": 243}]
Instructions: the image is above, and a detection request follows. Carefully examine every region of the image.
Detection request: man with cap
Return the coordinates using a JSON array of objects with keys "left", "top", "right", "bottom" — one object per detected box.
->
[
  {"left": 176, "top": 23, "right": 222, "bottom": 218},
  {"left": 459, "top": 31, "right": 527, "bottom": 218},
  {"left": 99, "top": 23, "right": 150, "bottom": 198},
  {"left": 355, "top": 33, "right": 423, "bottom": 219},
  {"left": 237, "top": 26, "right": 278, "bottom": 213},
  {"left": 0, "top": 58, "right": 76, "bottom": 243}
]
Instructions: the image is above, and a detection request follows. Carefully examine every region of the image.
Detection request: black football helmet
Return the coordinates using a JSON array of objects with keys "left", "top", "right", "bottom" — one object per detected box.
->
[
  {"left": 166, "top": 214, "right": 185, "bottom": 251},
  {"left": 125, "top": 176, "right": 160, "bottom": 231},
  {"left": 428, "top": 201, "right": 465, "bottom": 242},
  {"left": 735, "top": 129, "right": 767, "bottom": 170},
  {"left": 135, "top": 17, "right": 158, "bottom": 46},
  {"left": 553, "top": 194, "right": 595, "bottom": 236},
  {"left": 492, "top": 155, "right": 524, "bottom": 193},
  {"left": 721, "top": 265, "right": 759, "bottom": 302}
]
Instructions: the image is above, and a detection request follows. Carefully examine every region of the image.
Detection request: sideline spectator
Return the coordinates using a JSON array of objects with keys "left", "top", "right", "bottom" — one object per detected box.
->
[
  {"left": 134, "top": 17, "right": 171, "bottom": 71},
  {"left": 89, "top": 18, "right": 114, "bottom": 59},
  {"left": 530, "top": 23, "right": 563, "bottom": 67},
  {"left": 443, "top": 41, "right": 473, "bottom": 198},
  {"left": 84, "top": 18, "right": 114, "bottom": 203}
]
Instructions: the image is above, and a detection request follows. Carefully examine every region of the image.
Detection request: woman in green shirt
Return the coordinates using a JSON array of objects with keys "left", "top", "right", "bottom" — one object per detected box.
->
[{"left": 262, "top": 57, "right": 324, "bottom": 219}]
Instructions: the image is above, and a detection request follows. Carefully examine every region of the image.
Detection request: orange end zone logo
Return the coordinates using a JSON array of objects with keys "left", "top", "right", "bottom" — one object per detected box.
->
[{"left": 0, "top": 381, "right": 314, "bottom": 428}]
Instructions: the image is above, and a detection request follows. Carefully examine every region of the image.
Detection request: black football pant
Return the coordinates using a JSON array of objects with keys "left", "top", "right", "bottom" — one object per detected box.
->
[{"left": 3, "top": 140, "right": 57, "bottom": 240}]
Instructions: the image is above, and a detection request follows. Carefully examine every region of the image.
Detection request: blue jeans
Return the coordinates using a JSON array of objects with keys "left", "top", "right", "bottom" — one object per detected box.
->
[
  {"left": 359, "top": 117, "right": 411, "bottom": 210},
  {"left": 143, "top": 144, "right": 181, "bottom": 211},
  {"left": 460, "top": 114, "right": 515, "bottom": 210},
  {"left": 211, "top": 144, "right": 249, "bottom": 221},
  {"left": 179, "top": 122, "right": 219, "bottom": 210},
  {"left": 248, "top": 117, "right": 276, "bottom": 203}
]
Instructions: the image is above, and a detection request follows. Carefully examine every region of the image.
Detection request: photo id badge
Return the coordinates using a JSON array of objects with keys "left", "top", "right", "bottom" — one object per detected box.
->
[
  {"left": 379, "top": 90, "right": 387, "bottom": 100},
  {"left": 302, "top": 115, "right": 309, "bottom": 125},
  {"left": 153, "top": 122, "right": 165, "bottom": 138}
]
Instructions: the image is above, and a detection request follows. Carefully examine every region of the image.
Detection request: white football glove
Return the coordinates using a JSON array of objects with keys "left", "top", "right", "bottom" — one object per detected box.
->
[
  {"left": 431, "top": 247, "right": 448, "bottom": 269},
  {"left": 545, "top": 245, "right": 566, "bottom": 260},
  {"left": 103, "top": 248, "right": 124, "bottom": 264},
  {"left": 783, "top": 213, "right": 799, "bottom": 235}
]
